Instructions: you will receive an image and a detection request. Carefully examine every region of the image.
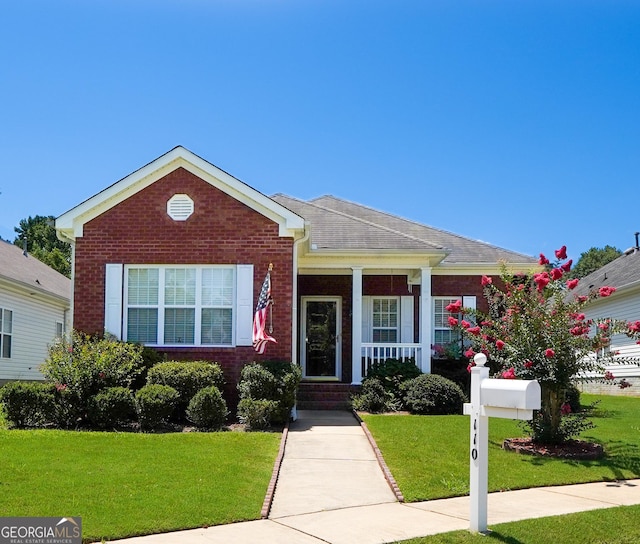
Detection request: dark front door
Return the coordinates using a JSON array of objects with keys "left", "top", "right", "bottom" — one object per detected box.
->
[{"left": 302, "top": 297, "right": 341, "bottom": 379}]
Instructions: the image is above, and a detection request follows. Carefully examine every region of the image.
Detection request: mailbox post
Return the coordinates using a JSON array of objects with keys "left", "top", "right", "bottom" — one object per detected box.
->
[{"left": 463, "top": 353, "right": 541, "bottom": 533}]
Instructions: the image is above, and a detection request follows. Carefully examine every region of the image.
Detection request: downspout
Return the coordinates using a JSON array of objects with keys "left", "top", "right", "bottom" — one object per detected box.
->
[
  {"left": 57, "top": 229, "right": 76, "bottom": 336},
  {"left": 291, "top": 222, "right": 310, "bottom": 367}
]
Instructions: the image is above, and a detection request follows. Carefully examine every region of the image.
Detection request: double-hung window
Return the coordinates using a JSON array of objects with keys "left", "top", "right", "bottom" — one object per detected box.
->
[
  {"left": 433, "top": 297, "right": 460, "bottom": 346},
  {"left": 125, "top": 266, "right": 234, "bottom": 346},
  {"left": 0, "top": 307, "right": 13, "bottom": 358},
  {"left": 372, "top": 297, "right": 398, "bottom": 343}
]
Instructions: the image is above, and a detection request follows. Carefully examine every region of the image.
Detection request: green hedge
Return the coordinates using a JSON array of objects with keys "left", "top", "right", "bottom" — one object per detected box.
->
[
  {"left": 186, "top": 386, "right": 228, "bottom": 430},
  {"left": 402, "top": 374, "right": 468, "bottom": 415}
]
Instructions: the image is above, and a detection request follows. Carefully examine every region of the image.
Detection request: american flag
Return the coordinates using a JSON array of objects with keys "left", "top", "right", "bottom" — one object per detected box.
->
[{"left": 252, "top": 268, "right": 277, "bottom": 354}]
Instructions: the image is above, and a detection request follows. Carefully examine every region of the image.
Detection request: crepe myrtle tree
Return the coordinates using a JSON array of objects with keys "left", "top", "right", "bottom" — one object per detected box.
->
[{"left": 447, "top": 245, "right": 640, "bottom": 445}]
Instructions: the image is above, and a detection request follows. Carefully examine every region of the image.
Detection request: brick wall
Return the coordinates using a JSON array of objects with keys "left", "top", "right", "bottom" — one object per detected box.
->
[{"left": 73, "top": 167, "right": 295, "bottom": 404}]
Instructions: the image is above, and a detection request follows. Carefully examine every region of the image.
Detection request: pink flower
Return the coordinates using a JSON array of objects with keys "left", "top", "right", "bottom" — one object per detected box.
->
[
  {"left": 496, "top": 340, "right": 505, "bottom": 350},
  {"left": 550, "top": 268, "right": 564, "bottom": 281},
  {"left": 628, "top": 321, "right": 640, "bottom": 333},
  {"left": 577, "top": 295, "right": 588, "bottom": 303},
  {"left": 481, "top": 275, "right": 493, "bottom": 286},
  {"left": 566, "top": 278, "right": 579, "bottom": 290},
  {"left": 467, "top": 326, "right": 481, "bottom": 336},
  {"left": 460, "top": 320, "right": 471, "bottom": 329},
  {"left": 55, "top": 383, "right": 67, "bottom": 392},
  {"left": 533, "top": 272, "right": 550, "bottom": 292},
  {"left": 447, "top": 316, "right": 459, "bottom": 327},
  {"left": 502, "top": 367, "right": 516, "bottom": 379},
  {"left": 561, "top": 259, "right": 573, "bottom": 272},
  {"left": 555, "top": 245, "right": 568, "bottom": 260},
  {"left": 445, "top": 300, "right": 463, "bottom": 314},
  {"left": 464, "top": 348, "right": 475, "bottom": 359},
  {"left": 99, "top": 371, "right": 106, "bottom": 379},
  {"left": 545, "top": 348, "right": 555, "bottom": 358},
  {"left": 561, "top": 403, "right": 572, "bottom": 415},
  {"left": 539, "top": 253, "right": 550, "bottom": 265},
  {"left": 524, "top": 360, "right": 534, "bottom": 368},
  {"left": 604, "top": 371, "right": 615, "bottom": 381},
  {"left": 467, "top": 362, "right": 476, "bottom": 373},
  {"left": 599, "top": 286, "right": 616, "bottom": 298},
  {"left": 570, "top": 325, "right": 587, "bottom": 336},
  {"left": 598, "top": 322, "right": 610, "bottom": 331}
]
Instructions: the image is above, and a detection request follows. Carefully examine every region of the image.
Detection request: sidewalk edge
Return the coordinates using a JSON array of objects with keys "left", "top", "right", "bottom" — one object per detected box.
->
[
  {"left": 261, "top": 419, "right": 290, "bottom": 519},
  {"left": 353, "top": 410, "right": 405, "bottom": 502}
]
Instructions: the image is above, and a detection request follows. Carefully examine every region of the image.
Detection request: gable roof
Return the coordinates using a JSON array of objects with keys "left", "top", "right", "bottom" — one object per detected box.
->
[
  {"left": 0, "top": 240, "right": 71, "bottom": 303},
  {"left": 273, "top": 194, "right": 536, "bottom": 266},
  {"left": 56, "top": 146, "right": 305, "bottom": 241},
  {"left": 571, "top": 250, "right": 640, "bottom": 299}
]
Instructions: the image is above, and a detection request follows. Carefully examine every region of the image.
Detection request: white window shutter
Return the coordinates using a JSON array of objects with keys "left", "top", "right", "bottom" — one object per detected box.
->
[
  {"left": 401, "top": 296, "right": 414, "bottom": 343},
  {"left": 462, "top": 296, "right": 477, "bottom": 324},
  {"left": 104, "top": 264, "right": 123, "bottom": 340},
  {"left": 361, "top": 296, "right": 371, "bottom": 343},
  {"left": 236, "top": 265, "right": 254, "bottom": 346}
]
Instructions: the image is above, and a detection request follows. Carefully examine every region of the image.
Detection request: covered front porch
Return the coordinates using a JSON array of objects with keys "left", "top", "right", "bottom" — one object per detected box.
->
[{"left": 296, "top": 264, "right": 437, "bottom": 386}]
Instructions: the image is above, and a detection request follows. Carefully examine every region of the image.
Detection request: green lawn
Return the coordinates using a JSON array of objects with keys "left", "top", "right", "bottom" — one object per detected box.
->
[
  {"left": 363, "top": 394, "right": 640, "bottom": 502},
  {"left": 397, "top": 504, "right": 640, "bottom": 544},
  {"left": 0, "top": 429, "right": 281, "bottom": 542}
]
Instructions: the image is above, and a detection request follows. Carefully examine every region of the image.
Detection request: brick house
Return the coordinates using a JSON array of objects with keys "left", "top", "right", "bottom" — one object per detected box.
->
[{"left": 56, "top": 146, "right": 536, "bottom": 407}]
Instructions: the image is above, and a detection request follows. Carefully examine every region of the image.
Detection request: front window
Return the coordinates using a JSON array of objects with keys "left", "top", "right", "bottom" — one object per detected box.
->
[
  {"left": 125, "top": 266, "right": 234, "bottom": 346},
  {"left": 433, "top": 297, "right": 460, "bottom": 347},
  {"left": 0, "top": 308, "right": 13, "bottom": 358},
  {"left": 372, "top": 297, "right": 398, "bottom": 343}
]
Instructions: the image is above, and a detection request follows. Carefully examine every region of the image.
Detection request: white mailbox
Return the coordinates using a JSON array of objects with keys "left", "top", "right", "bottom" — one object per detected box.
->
[{"left": 479, "top": 378, "right": 541, "bottom": 420}]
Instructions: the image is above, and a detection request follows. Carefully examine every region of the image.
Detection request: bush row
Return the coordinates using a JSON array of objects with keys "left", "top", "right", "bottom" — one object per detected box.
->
[
  {"left": 0, "top": 333, "right": 302, "bottom": 432},
  {"left": 352, "top": 358, "right": 468, "bottom": 415}
]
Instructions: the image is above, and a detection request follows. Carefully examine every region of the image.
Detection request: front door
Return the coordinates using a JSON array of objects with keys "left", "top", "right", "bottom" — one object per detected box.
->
[{"left": 301, "top": 297, "right": 341, "bottom": 380}]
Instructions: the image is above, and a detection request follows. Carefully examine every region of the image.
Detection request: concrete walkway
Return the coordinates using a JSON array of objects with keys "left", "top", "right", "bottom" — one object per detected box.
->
[{"left": 107, "top": 410, "right": 640, "bottom": 544}]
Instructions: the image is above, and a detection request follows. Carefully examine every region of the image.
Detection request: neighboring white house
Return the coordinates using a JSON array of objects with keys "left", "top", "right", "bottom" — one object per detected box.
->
[
  {"left": 0, "top": 240, "right": 71, "bottom": 382},
  {"left": 572, "top": 246, "right": 640, "bottom": 395}
]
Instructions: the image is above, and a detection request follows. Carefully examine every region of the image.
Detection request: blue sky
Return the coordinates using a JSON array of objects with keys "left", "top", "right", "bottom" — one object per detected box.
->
[{"left": 1, "top": 0, "right": 639, "bottom": 263}]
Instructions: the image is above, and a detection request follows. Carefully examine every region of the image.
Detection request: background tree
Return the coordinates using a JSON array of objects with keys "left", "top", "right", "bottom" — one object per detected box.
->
[
  {"left": 568, "top": 245, "right": 621, "bottom": 279},
  {"left": 13, "top": 215, "right": 71, "bottom": 277}
]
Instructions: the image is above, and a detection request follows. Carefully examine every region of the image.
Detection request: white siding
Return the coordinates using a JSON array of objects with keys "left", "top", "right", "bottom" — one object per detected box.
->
[
  {"left": 584, "top": 294, "right": 640, "bottom": 358},
  {"left": 0, "top": 288, "right": 68, "bottom": 381}
]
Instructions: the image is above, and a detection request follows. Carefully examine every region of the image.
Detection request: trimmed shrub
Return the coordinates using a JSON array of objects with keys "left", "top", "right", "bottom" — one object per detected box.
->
[
  {"left": 237, "top": 361, "right": 301, "bottom": 428},
  {"left": 41, "top": 331, "right": 145, "bottom": 424},
  {"left": 186, "top": 386, "right": 228, "bottom": 430},
  {"left": 351, "top": 378, "right": 398, "bottom": 413},
  {"left": 0, "top": 381, "right": 56, "bottom": 428},
  {"left": 146, "top": 361, "right": 225, "bottom": 418},
  {"left": 237, "top": 398, "right": 280, "bottom": 431},
  {"left": 88, "top": 387, "right": 135, "bottom": 429},
  {"left": 402, "top": 374, "right": 468, "bottom": 415},
  {"left": 135, "top": 384, "right": 179, "bottom": 431},
  {"left": 365, "top": 358, "right": 422, "bottom": 398}
]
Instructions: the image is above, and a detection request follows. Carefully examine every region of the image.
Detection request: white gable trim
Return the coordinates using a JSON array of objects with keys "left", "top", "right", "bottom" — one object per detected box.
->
[{"left": 56, "top": 146, "right": 305, "bottom": 241}]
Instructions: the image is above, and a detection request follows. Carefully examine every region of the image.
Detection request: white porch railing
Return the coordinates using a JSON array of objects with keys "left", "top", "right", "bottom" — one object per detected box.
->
[{"left": 361, "top": 343, "right": 422, "bottom": 380}]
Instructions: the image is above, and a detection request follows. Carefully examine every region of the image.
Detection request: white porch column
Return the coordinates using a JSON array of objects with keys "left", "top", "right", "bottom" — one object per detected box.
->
[
  {"left": 351, "top": 267, "right": 363, "bottom": 385},
  {"left": 420, "top": 266, "right": 432, "bottom": 373}
]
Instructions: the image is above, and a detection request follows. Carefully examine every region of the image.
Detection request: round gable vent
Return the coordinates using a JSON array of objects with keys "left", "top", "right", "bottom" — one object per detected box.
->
[{"left": 167, "top": 194, "right": 194, "bottom": 221}]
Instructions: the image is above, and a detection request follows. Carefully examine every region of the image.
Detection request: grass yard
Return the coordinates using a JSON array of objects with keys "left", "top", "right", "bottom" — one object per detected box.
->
[
  {"left": 396, "top": 503, "right": 640, "bottom": 544},
  {"left": 0, "top": 428, "right": 281, "bottom": 542},
  {"left": 364, "top": 394, "right": 640, "bottom": 502}
]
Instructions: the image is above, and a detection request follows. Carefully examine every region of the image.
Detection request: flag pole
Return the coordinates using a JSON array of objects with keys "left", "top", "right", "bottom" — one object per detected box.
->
[{"left": 268, "top": 263, "right": 274, "bottom": 334}]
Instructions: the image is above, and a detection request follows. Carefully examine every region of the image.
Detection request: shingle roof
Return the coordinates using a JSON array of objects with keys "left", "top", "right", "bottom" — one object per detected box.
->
[
  {"left": 571, "top": 249, "right": 640, "bottom": 298},
  {"left": 272, "top": 194, "right": 536, "bottom": 264},
  {"left": 0, "top": 240, "right": 71, "bottom": 302}
]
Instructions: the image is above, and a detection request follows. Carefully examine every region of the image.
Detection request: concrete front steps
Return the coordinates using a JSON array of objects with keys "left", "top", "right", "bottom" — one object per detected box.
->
[{"left": 296, "top": 382, "right": 360, "bottom": 410}]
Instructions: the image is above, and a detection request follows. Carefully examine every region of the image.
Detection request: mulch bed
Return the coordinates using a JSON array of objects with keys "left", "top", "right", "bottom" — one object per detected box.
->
[{"left": 503, "top": 438, "right": 605, "bottom": 460}]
